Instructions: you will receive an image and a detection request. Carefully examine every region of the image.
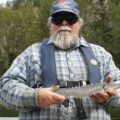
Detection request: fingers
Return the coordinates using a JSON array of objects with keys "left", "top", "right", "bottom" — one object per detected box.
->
[
  {"left": 37, "top": 86, "right": 65, "bottom": 108},
  {"left": 52, "top": 93, "right": 65, "bottom": 102},
  {"left": 105, "top": 89, "right": 117, "bottom": 96},
  {"left": 48, "top": 85, "right": 60, "bottom": 92},
  {"left": 91, "top": 91, "right": 110, "bottom": 102},
  {"left": 104, "top": 74, "right": 112, "bottom": 83},
  {"left": 90, "top": 89, "right": 117, "bottom": 103},
  {"left": 90, "top": 74, "right": 117, "bottom": 102},
  {"left": 46, "top": 85, "right": 66, "bottom": 102}
]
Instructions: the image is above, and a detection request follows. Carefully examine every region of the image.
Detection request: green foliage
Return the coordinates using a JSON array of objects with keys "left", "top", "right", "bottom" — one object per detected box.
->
[
  {"left": 0, "top": 104, "right": 18, "bottom": 117},
  {"left": 0, "top": 5, "right": 40, "bottom": 75},
  {"left": 109, "top": 0, "right": 120, "bottom": 68},
  {"left": 36, "top": 0, "right": 54, "bottom": 40},
  {"left": 110, "top": 108, "right": 120, "bottom": 120}
]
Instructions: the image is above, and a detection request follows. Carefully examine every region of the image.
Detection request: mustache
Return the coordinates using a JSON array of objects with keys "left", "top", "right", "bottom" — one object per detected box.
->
[
  {"left": 57, "top": 27, "right": 72, "bottom": 33},
  {"left": 58, "top": 30, "right": 71, "bottom": 33}
]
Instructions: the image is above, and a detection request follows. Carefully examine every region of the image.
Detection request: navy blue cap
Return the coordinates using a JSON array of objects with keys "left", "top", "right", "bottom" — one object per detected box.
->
[{"left": 50, "top": 0, "right": 80, "bottom": 17}]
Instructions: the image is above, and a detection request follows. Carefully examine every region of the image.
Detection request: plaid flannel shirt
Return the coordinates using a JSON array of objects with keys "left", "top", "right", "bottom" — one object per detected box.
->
[{"left": 0, "top": 37, "right": 120, "bottom": 120}]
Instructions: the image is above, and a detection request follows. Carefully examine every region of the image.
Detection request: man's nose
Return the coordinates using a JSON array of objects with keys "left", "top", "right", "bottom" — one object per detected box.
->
[{"left": 61, "top": 20, "right": 68, "bottom": 25}]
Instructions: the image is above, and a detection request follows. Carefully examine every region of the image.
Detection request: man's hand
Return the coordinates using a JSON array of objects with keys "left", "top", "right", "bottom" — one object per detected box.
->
[
  {"left": 37, "top": 85, "right": 65, "bottom": 108},
  {"left": 90, "top": 75, "right": 117, "bottom": 103}
]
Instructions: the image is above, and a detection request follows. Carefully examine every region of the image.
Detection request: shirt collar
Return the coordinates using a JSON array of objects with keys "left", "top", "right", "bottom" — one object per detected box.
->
[{"left": 77, "top": 36, "right": 89, "bottom": 47}]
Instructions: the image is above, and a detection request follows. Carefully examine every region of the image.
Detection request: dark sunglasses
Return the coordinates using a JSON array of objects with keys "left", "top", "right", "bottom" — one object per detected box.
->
[{"left": 51, "top": 14, "right": 78, "bottom": 25}]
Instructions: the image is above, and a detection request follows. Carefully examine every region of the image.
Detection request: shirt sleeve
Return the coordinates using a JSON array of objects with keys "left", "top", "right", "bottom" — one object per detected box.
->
[
  {"left": 0, "top": 46, "right": 40, "bottom": 112},
  {"left": 103, "top": 50, "right": 120, "bottom": 108}
]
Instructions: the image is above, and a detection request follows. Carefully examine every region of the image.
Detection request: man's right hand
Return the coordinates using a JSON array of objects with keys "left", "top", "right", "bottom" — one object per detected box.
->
[{"left": 37, "top": 86, "right": 65, "bottom": 108}]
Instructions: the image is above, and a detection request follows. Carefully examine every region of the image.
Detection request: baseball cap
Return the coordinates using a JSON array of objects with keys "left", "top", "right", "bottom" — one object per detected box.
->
[{"left": 50, "top": 0, "right": 80, "bottom": 17}]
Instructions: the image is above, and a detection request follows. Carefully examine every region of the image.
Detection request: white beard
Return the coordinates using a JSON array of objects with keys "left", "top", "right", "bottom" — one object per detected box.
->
[{"left": 51, "top": 31, "right": 79, "bottom": 50}]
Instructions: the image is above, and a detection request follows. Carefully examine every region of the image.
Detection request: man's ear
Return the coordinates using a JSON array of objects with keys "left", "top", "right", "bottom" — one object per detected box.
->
[
  {"left": 79, "top": 18, "right": 84, "bottom": 27},
  {"left": 47, "top": 17, "right": 52, "bottom": 28},
  {"left": 47, "top": 22, "right": 50, "bottom": 28},
  {"left": 78, "top": 18, "right": 84, "bottom": 32}
]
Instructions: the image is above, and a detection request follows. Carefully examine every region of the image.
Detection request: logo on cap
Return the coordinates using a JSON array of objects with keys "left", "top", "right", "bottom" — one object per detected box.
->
[
  {"left": 58, "top": 0, "right": 69, "bottom": 8},
  {"left": 58, "top": 0, "right": 66, "bottom": 4}
]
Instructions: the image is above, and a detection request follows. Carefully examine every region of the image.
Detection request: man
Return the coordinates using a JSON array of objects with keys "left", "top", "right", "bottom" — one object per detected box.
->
[{"left": 0, "top": 0, "right": 120, "bottom": 120}]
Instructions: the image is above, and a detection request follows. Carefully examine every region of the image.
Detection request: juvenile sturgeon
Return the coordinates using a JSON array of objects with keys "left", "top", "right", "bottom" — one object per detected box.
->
[{"left": 56, "top": 82, "right": 120, "bottom": 98}]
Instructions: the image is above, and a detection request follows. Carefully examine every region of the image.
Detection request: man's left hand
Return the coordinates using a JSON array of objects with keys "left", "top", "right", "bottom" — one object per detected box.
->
[{"left": 90, "top": 75, "right": 117, "bottom": 103}]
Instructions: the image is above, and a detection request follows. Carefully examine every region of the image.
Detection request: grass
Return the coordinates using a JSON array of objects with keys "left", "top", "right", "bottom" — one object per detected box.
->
[
  {"left": 0, "top": 104, "right": 18, "bottom": 117},
  {"left": 110, "top": 108, "right": 120, "bottom": 120}
]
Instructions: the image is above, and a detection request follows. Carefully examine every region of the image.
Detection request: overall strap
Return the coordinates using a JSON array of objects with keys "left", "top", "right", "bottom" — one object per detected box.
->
[
  {"left": 80, "top": 44, "right": 101, "bottom": 83},
  {"left": 41, "top": 40, "right": 57, "bottom": 87},
  {"left": 75, "top": 44, "right": 101, "bottom": 119}
]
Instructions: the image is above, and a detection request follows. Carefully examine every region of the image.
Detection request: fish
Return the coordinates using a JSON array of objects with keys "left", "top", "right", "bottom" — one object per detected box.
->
[{"left": 55, "top": 82, "right": 120, "bottom": 98}]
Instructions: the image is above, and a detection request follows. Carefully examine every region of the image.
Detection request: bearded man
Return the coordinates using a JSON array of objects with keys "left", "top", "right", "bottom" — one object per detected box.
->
[{"left": 0, "top": 0, "right": 120, "bottom": 120}]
